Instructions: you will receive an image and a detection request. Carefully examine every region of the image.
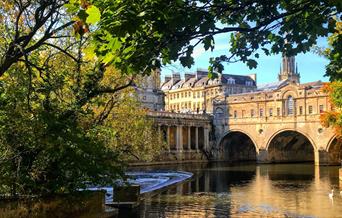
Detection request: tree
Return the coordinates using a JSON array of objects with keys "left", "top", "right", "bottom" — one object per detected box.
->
[
  {"left": 319, "top": 20, "right": 342, "bottom": 138},
  {"left": 0, "top": 1, "right": 340, "bottom": 79},
  {"left": 82, "top": 0, "right": 340, "bottom": 76},
  {"left": 320, "top": 82, "right": 342, "bottom": 138},
  {"left": 0, "top": 35, "right": 162, "bottom": 196},
  {"left": 0, "top": 0, "right": 340, "bottom": 196}
]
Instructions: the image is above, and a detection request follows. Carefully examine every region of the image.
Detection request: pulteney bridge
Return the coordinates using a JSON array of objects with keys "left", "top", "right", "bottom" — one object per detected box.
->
[{"left": 213, "top": 82, "right": 341, "bottom": 166}]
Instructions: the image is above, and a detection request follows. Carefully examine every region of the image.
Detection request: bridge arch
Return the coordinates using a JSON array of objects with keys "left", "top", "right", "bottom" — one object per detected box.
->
[
  {"left": 266, "top": 129, "right": 316, "bottom": 163},
  {"left": 219, "top": 129, "right": 258, "bottom": 162},
  {"left": 326, "top": 136, "right": 342, "bottom": 165}
]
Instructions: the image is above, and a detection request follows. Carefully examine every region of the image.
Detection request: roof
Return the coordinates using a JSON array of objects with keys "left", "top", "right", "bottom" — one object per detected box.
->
[
  {"left": 299, "top": 80, "right": 323, "bottom": 89},
  {"left": 161, "top": 70, "right": 256, "bottom": 91},
  {"left": 222, "top": 74, "right": 256, "bottom": 86},
  {"left": 257, "top": 80, "right": 288, "bottom": 91}
]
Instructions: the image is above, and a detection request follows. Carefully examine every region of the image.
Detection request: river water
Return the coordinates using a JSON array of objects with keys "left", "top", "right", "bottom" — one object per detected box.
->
[{"left": 132, "top": 163, "right": 342, "bottom": 218}]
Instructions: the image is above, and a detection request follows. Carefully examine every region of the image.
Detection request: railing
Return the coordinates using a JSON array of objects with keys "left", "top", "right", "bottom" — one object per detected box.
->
[{"left": 147, "top": 111, "right": 212, "bottom": 120}]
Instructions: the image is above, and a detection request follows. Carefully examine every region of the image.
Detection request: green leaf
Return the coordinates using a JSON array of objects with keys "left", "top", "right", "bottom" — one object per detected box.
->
[
  {"left": 247, "top": 59, "right": 257, "bottom": 69},
  {"left": 64, "top": 3, "right": 80, "bottom": 14},
  {"left": 86, "top": 5, "right": 101, "bottom": 25}
]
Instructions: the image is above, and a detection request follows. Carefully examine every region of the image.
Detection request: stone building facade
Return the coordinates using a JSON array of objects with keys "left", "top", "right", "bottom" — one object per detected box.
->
[
  {"left": 213, "top": 55, "right": 340, "bottom": 165},
  {"left": 135, "top": 69, "right": 165, "bottom": 111},
  {"left": 161, "top": 69, "right": 257, "bottom": 114}
]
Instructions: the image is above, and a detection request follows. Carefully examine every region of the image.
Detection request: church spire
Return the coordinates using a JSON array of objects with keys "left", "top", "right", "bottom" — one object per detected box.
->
[{"left": 278, "top": 54, "right": 300, "bottom": 83}]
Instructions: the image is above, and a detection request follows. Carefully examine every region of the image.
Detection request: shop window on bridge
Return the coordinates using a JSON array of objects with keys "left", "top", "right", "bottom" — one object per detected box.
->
[
  {"left": 259, "top": 108, "right": 264, "bottom": 117},
  {"left": 287, "top": 96, "right": 294, "bottom": 115},
  {"left": 319, "top": 105, "right": 324, "bottom": 113},
  {"left": 308, "top": 105, "right": 313, "bottom": 114},
  {"left": 299, "top": 106, "right": 303, "bottom": 115},
  {"left": 251, "top": 109, "right": 255, "bottom": 117},
  {"left": 269, "top": 108, "right": 273, "bottom": 117}
]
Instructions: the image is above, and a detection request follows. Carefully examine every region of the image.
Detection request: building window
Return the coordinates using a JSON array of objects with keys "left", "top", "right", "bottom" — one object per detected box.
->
[
  {"left": 181, "top": 92, "right": 183, "bottom": 98},
  {"left": 177, "top": 93, "right": 179, "bottom": 99},
  {"left": 234, "top": 110, "right": 237, "bottom": 118},
  {"left": 269, "top": 108, "right": 273, "bottom": 117},
  {"left": 319, "top": 105, "right": 324, "bottom": 113},
  {"left": 251, "top": 109, "right": 255, "bottom": 117},
  {"left": 245, "top": 81, "right": 253, "bottom": 86},
  {"left": 197, "top": 92, "right": 200, "bottom": 98},
  {"left": 308, "top": 105, "right": 313, "bottom": 114},
  {"left": 277, "top": 107, "right": 280, "bottom": 116},
  {"left": 287, "top": 96, "right": 294, "bottom": 115},
  {"left": 227, "top": 77, "right": 235, "bottom": 84},
  {"left": 185, "top": 92, "right": 187, "bottom": 98},
  {"left": 259, "top": 108, "right": 264, "bottom": 117},
  {"left": 299, "top": 106, "right": 303, "bottom": 115}
]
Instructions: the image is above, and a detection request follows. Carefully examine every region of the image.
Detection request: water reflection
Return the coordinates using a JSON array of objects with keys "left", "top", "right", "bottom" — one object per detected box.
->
[{"left": 138, "top": 163, "right": 342, "bottom": 218}]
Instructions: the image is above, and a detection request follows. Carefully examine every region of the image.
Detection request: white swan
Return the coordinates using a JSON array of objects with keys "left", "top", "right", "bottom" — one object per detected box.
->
[{"left": 329, "top": 189, "right": 334, "bottom": 199}]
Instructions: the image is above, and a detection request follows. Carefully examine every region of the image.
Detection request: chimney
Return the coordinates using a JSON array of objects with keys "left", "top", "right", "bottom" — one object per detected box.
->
[
  {"left": 184, "top": 73, "right": 194, "bottom": 81},
  {"left": 171, "top": 72, "right": 181, "bottom": 85},
  {"left": 164, "top": 75, "right": 171, "bottom": 83},
  {"left": 195, "top": 69, "right": 208, "bottom": 79}
]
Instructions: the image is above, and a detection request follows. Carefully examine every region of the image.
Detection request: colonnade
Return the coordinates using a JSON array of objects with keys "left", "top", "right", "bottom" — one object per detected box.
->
[{"left": 158, "top": 125, "right": 210, "bottom": 153}]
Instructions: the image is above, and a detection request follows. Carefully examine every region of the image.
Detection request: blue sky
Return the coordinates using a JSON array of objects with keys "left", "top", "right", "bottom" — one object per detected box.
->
[{"left": 161, "top": 33, "right": 330, "bottom": 85}]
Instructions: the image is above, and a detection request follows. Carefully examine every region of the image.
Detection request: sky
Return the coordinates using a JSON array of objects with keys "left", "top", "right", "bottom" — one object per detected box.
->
[{"left": 161, "top": 33, "right": 330, "bottom": 85}]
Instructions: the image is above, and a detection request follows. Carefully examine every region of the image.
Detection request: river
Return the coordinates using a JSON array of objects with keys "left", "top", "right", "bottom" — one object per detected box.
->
[{"left": 130, "top": 162, "right": 342, "bottom": 218}]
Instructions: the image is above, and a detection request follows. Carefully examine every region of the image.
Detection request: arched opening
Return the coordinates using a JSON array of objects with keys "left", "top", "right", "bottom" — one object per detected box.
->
[
  {"left": 220, "top": 131, "right": 257, "bottom": 162},
  {"left": 286, "top": 96, "right": 294, "bottom": 115},
  {"left": 327, "top": 138, "right": 342, "bottom": 165},
  {"left": 267, "top": 130, "right": 314, "bottom": 163}
]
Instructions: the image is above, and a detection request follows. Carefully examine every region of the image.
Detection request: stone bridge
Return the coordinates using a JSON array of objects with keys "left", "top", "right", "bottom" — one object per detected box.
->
[
  {"left": 147, "top": 111, "right": 212, "bottom": 162},
  {"left": 213, "top": 87, "right": 341, "bottom": 166},
  {"left": 215, "top": 115, "right": 339, "bottom": 165}
]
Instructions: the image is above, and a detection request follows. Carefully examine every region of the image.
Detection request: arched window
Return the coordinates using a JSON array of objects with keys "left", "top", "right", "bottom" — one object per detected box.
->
[{"left": 287, "top": 96, "right": 294, "bottom": 115}]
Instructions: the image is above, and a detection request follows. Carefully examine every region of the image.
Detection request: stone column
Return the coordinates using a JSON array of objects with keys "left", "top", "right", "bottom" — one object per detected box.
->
[
  {"left": 195, "top": 127, "right": 199, "bottom": 152},
  {"left": 204, "top": 127, "right": 209, "bottom": 150},
  {"left": 176, "top": 125, "right": 183, "bottom": 152},
  {"left": 188, "top": 127, "right": 191, "bottom": 150},
  {"left": 167, "top": 126, "right": 171, "bottom": 152}
]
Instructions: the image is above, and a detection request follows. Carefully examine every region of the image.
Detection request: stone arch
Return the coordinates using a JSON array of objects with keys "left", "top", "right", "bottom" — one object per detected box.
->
[
  {"left": 266, "top": 129, "right": 316, "bottom": 163},
  {"left": 218, "top": 130, "right": 258, "bottom": 162},
  {"left": 326, "top": 136, "right": 342, "bottom": 165},
  {"left": 281, "top": 89, "right": 298, "bottom": 116},
  {"left": 266, "top": 129, "right": 317, "bottom": 151},
  {"left": 281, "top": 87, "right": 298, "bottom": 99}
]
